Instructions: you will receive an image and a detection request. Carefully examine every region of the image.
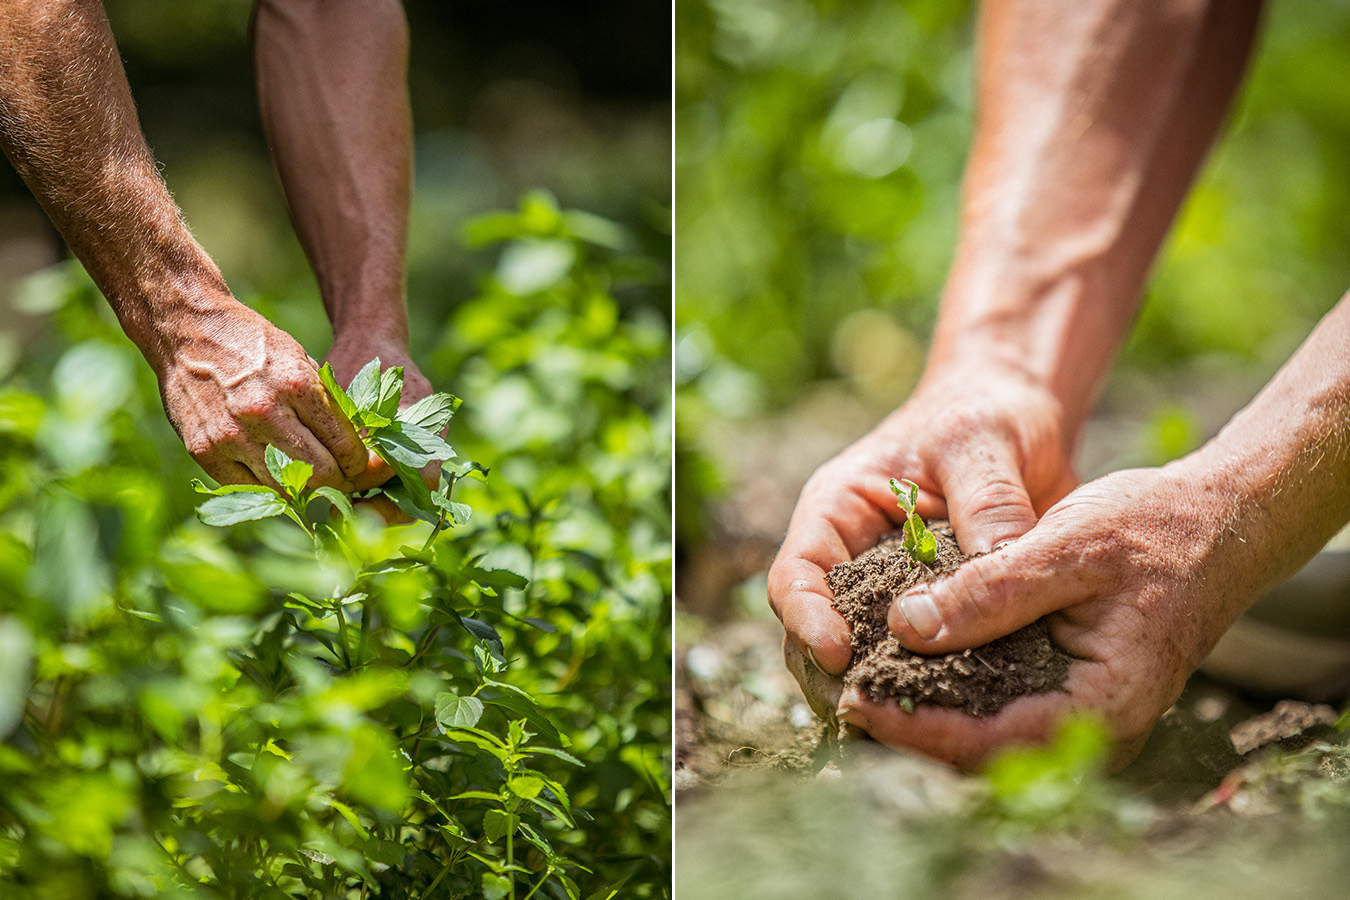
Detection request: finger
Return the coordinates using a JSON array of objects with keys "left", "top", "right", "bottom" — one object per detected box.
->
[
  {"left": 767, "top": 550, "right": 853, "bottom": 675},
  {"left": 200, "top": 459, "right": 263, "bottom": 487},
  {"left": 782, "top": 636, "right": 842, "bottom": 725},
  {"left": 887, "top": 532, "right": 1099, "bottom": 654},
  {"left": 771, "top": 466, "right": 929, "bottom": 673},
  {"left": 354, "top": 494, "right": 412, "bottom": 525},
  {"left": 934, "top": 441, "right": 1037, "bottom": 554},
  {"left": 237, "top": 407, "right": 356, "bottom": 493},
  {"left": 290, "top": 378, "right": 368, "bottom": 478},
  {"left": 838, "top": 684, "right": 1069, "bottom": 771},
  {"left": 350, "top": 449, "right": 395, "bottom": 493}
]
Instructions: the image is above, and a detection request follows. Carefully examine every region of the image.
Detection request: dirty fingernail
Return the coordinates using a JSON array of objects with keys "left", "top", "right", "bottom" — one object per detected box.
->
[
  {"left": 805, "top": 646, "right": 828, "bottom": 675},
  {"left": 993, "top": 538, "right": 1015, "bottom": 551},
  {"left": 899, "top": 593, "right": 941, "bottom": 640}
]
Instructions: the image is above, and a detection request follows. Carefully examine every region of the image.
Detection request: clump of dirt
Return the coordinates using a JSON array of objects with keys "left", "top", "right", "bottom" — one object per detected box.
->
[{"left": 827, "top": 521, "right": 1072, "bottom": 717}]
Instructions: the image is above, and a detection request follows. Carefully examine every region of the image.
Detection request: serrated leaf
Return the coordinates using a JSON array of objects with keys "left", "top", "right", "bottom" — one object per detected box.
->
[
  {"left": 347, "top": 358, "right": 383, "bottom": 410},
  {"left": 265, "top": 445, "right": 313, "bottom": 499},
  {"left": 480, "top": 693, "right": 565, "bottom": 748},
  {"left": 398, "top": 393, "right": 458, "bottom": 432},
  {"left": 434, "top": 692, "right": 484, "bottom": 730},
  {"left": 374, "top": 424, "right": 455, "bottom": 469},
  {"left": 190, "top": 478, "right": 277, "bottom": 497},
  {"left": 443, "top": 457, "right": 489, "bottom": 479},
  {"left": 197, "top": 491, "right": 288, "bottom": 527},
  {"left": 312, "top": 486, "right": 355, "bottom": 524},
  {"left": 375, "top": 366, "right": 404, "bottom": 419},
  {"left": 527, "top": 746, "right": 584, "bottom": 767},
  {"left": 507, "top": 775, "right": 544, "bottom": 800},
  {"left": 318, "top": 362, "right": 357, "bottom": 421},
  {"left": 460, "top": 616, "right": 503, "bottom": 654},
  {"left": 483, "top": 809, "right": 518, "bottom": 843}
]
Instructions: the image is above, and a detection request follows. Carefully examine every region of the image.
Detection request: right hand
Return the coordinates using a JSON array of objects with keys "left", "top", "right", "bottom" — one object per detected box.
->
[
  {"left": 767, "top": 363, "right": 1079, "bottom": 704},
  {"left": 154, "top": 300, "right": 369, "bottom": 492}
]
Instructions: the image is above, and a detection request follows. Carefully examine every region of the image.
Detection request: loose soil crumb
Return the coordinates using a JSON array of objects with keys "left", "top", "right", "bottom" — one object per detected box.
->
[
  {"left": 828, "top": 522, "right": 1072, "bottom": 717},
  {"left": 1229, "top": 700, "right": 1340, "bottom": 755}
]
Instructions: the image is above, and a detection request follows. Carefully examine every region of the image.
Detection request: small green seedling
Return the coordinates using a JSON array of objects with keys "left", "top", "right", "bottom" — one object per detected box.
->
[{"left": 889, "top": 477, "right": 937, "bottom": 564}]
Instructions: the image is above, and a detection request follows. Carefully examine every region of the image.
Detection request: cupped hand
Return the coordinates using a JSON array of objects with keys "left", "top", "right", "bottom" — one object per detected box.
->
[
  {"left": 844, "top": 464, "right": 1261, "bottom": 770},
  {"left": 767, "top": 366, "right": 1079, "bottom": 687},
  {"left": 156, "top": 301, "right": 368, "bottom": 491}
]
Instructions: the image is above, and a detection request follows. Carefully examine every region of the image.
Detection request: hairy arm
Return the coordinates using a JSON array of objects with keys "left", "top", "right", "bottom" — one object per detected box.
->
[
  {"left": 253, "top": 0, "right": 430, "bottom": 497},
  {"left": 771, "top": 0, "right": 1262, "bottom": 699},
  {"left": 0, "top": 0, "right": 367, "bottom": 489}
]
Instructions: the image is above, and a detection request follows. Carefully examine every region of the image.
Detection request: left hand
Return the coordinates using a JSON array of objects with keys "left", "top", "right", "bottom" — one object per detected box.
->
[{"left": 822, "top": 463, "right": 1264, "bottom": 770}]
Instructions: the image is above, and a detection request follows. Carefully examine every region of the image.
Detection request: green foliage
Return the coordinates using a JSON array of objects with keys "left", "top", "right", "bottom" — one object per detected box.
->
[
  {"left": 0, "top": 195, "right": 670, "bottom": 898},
  {"left": 889, "top": 478, "right": 936, "bottom": 564}
]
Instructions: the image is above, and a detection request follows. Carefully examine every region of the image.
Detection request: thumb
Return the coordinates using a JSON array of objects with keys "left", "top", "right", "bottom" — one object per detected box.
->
[
  {"left": 887, "top": 538, "right": 1072, "bottom": 654},
  {"left": 938, "top": 444, "right": 1038, "bottom": 554}
]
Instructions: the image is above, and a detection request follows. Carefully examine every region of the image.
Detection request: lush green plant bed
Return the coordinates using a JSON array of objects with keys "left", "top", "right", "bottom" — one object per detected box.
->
[{"left": 0, "top": 196, "right": 671, "bottom": 899}]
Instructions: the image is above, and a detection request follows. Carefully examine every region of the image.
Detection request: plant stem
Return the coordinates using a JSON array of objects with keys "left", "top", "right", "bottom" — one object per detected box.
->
[
  {"left": 357, "top": 600, "right": 372, "bottom": 668},
  {"left": 334, "top": 600, "right": 354, "bottom": 669},
  {"left": 520, "top": 870, "right": 552, "bottom": 900}
]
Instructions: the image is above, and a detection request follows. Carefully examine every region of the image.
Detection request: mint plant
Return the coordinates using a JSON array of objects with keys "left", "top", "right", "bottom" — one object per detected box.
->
[
  {"left": 890, "top": 477, "right": 938, "bottom": 564},
  {"left": 194, "top": 357, "right": 474, "bottom": 540}
]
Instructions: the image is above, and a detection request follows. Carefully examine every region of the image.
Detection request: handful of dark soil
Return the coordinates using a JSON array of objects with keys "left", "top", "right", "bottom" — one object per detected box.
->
[{"left": 827, "top": 522, "right": 1071, "bottom": 717}]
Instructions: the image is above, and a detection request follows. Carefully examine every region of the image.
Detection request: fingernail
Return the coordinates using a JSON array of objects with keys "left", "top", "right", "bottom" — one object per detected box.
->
[
  {"left": 899, "top": 592, "right": 942, "bottom": 640},
  {"left": 805, "top": 646, "right": 828, "bottom": 675},
  {"left": 993, "top": 538, "right": 1015, "bottom": 551}
]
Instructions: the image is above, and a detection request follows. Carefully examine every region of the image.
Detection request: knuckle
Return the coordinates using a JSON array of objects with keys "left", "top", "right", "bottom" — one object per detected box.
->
[{"left": 229, "top": 389, "right": 277, "bottom": 422}]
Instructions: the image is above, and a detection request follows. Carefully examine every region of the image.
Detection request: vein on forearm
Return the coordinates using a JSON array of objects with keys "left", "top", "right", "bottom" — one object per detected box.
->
[
  {"left": 0, "top": 0, "right": 229, "bottom": 366},
  {"left": 934, "top": 0, "right": 1262, "bottom": 432}
]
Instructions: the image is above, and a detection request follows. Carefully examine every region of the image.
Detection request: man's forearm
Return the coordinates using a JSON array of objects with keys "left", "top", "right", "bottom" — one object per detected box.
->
[
  {"left": 929, "top": 0, "right": 1262, "bottom": 435},
  {"left": 252, "top": 0, "right": 413, "bottom": 350},
  {"left": 0, "top": 0, "right": 236, "bottom": 371}
]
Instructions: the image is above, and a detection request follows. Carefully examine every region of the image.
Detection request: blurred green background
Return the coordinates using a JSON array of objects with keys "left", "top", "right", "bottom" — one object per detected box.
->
[
  {"left": 675, "top": 0, "right": 1350, "bottom": 586},
  {"left": 0, "top": 0, "right": 671, "bottom": 371}
]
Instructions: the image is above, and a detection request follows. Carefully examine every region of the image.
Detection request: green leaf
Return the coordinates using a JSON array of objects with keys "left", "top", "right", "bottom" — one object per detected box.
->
[
  {"left": 380, "top": 477, "right": 440, "bottom": 526},
  {"left": 434, "top": 692, "right": 484, "bottom": 730},
  {"left": 507, "top": 775, "right": 544, "bottom": 799},
  {"left": 902, "top": 512, "right": 938, "bottom": 564},
  {"left": 483, "top": 809, "right": 518, "bottom": 843},
  {"left": 318, "top": 363, "right": 357, "bottom": 421},
  {"left": 265, "top": 445, "right": 313, "bottom": 499},
  {"left": 527, "top": 746, "right": 584, "bottom": 767},
  {"left": 481, "top": 691, "right": 566, "bottom": 748},
  {"left": 373, "top": 424, "right": 455, "bottom": 469},
  {"left": 197, "top": 491, "right": 287, "bottom": 527},
  {"left": 190, "top": 478, "right": 276, "bottom": 497},
  {"left": 483, "top": 873, "right": 512, "bottom": 900},
  {"left": 375, "top": 366, "right": 404, "bottom": 420},
  {"left": 890, "top": 477, "right": 918, "bottom": 515},
  {"left": 398, "top": 392, "right": 458, "bottom": 432},
  {"left": 330, "top": 800, "right": 370, "bottom": 839},
  {"left": 347, "top": 358, "right": 383, "bottom": 410},
  {"left": 460, "top": 616, "right": 503, "bottom": 654},
  {"left": 312, "top": 486, "right": 356, "bottom": 524}
]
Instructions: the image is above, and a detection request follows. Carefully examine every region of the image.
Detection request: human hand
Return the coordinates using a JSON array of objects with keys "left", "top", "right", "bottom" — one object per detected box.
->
[
  {"left": 767, "top": 365, "right": 1079, "bottom": 686},
  {"left": 155, "top": 300, "right": 368, "bottom": 491},
  {"left": 839, "top": 464, "right": 1262, "bottom": 769}
]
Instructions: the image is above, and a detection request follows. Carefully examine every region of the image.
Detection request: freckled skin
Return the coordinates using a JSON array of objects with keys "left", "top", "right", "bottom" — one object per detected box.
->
[
  {"left": 770, "top": 0, "right": 1350, "bottom": 769},
  {"left": 0, "top": 0, "right": 431, "bottom": 496}
]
